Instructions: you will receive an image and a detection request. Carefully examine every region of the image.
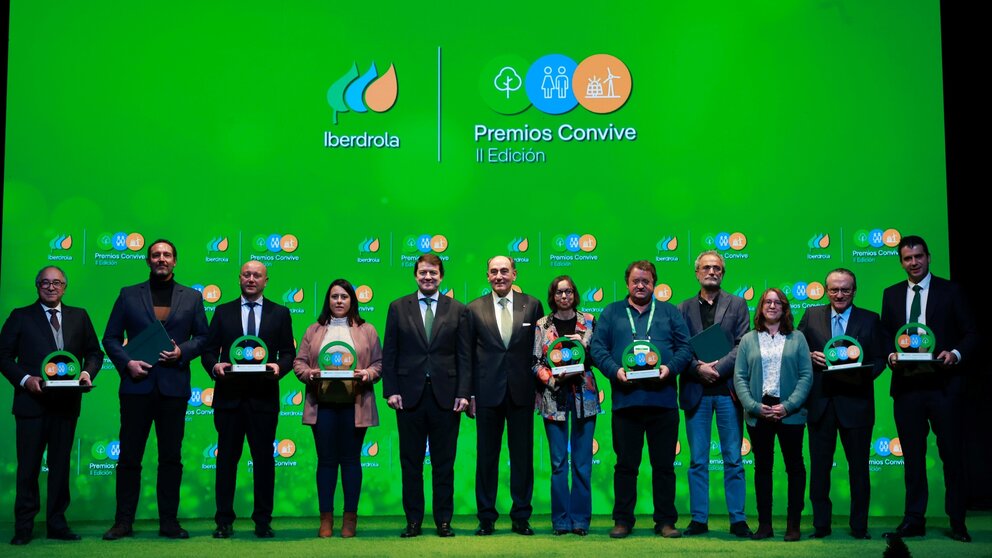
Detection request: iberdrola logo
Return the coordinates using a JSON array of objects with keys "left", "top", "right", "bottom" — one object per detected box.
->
[{"left": 328, "top": 62, "right": 398, "bottom": 124}]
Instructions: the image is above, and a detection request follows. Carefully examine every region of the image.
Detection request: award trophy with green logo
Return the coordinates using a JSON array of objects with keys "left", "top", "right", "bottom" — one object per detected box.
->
[
  {"left": 546, "top": 337, "right": 585, "bottom": 378},
  {"left": 823, "top": 335, "right": 872, "bottom": 384},
  {"left": 893, "top": 323, "right": 940, "bottom": 362},
  {"left": 621, "top": 341, "right": 662, "bottom": 380},
  {"left": 41, "top": 351, "right": 85, "bottom": 388},
  {"left": 318, "top": 341, "right": 358, "bottom": 379},
  {"left": 227, "top": 335, "right": 271, "bottom": 373}
]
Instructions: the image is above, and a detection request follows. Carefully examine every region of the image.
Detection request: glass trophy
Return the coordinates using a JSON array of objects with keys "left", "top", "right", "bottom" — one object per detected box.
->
[
  {"left": 42, "top": 351, "right": 84, "bottom": 388},
  {"left": 893, "top": 322, "right": 940, "bottom": 362},
  {"left": 228, "top": 335, "right": 271, "bottom": 373},
  {"left": 318, "top": 341, "right": 358, "bottom": 379},
  {"left": 546, "top": 337, "right": 585, "bottom": 377},
  {"left": 823, "top": 335, "right": 872, "bottom": 384},
  {"left": 621, "top": 341, "right": 662, "bottom": 380}
]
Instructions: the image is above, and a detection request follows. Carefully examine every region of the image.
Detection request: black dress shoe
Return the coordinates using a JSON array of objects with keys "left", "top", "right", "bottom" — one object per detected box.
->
[
  {"left": 159, "top": 523, "right": 190, "bottom": 539},
  {"left": 571, "top": 528, "right": 588, "bottom": 536},
  {"left": 850, "top": 529, "right": 871, "bottom": 540},
  {"left": 948, "top": 528, "right": 972, "bottom": 543},
  {"left": 212, "top": 524, "right": 233, "bottom": 539},
  {"left": 400, "top": 523, "right": 422, "bottom": 538},
  {"left": 511, "top": 520, "right": 534, "bottom": 536},
  {"left": 475, "top": 521, "right": 494, "bottom": 536},
  {"left": 553, "top": 528, "right": 570, "bottom": 536},
  {"left": 436, "top": 523, "right": 455, "bottom": 537},
  {"left": 47, "top": 529, "right": 82, "bottom": 541},
  {"left": 883, "top": 523, "right": 925, "bottom": 539},
  {"left": 254, "top": 525, "right": 275, "bottom": 538},
  {"left": 10, "top": 530, "right": 32, "bottom": 545},
  {"left": 729, "top": 521, "right": 753, "bottom": 538},
  {"left": 683, "top": 520, "right": 708, "bottom": 536},
  {"left": 103, "top": 523, "right": 133, "bottom": 540},
  {"left": 809, "top": 527, "right": 832, "bottom": 538}
]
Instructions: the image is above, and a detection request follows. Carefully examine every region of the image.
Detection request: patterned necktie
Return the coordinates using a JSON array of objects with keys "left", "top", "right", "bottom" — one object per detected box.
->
[
  {"left": 48, "top": 309, "right": 60, "bottom": 331},
  {"left": 246, "top": 301, "right": 257, "bottom": 336},
  {"left": 422, "top": 298, "right": 434, "bottom": 342},
  {"left": 499, "top": 297, "right": 512, "bottom": 348},
  {"left": 832, "top": 314, "right": 844, "bottom": 338},
  {"left": 909, "top": 285, "right": 922, "bottom": 323}
]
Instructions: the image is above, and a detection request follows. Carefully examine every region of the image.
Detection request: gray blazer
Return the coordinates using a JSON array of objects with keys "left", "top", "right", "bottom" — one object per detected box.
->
[
  {"left": 733, "top": 330, "right": 812, "bottom": 427},
  {"left": 677, "top": 290, "right": 750, "bottom": 411}
]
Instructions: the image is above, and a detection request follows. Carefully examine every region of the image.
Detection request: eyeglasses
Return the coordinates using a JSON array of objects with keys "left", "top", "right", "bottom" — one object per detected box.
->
[
  {"left": 698, "top": 265, "right": 723, "bottom": 273},
  {"left": 762, "top": 299, "right": 784, "bottom": 307},
  {"left": 827, "top": 288, "right": 854, "bottom": 295},
  {"left": 38, "top": 280, "right": 66, "bottom": 289},
  {"left": 554, "top": 289, "right": 575, "bottom": 297}
]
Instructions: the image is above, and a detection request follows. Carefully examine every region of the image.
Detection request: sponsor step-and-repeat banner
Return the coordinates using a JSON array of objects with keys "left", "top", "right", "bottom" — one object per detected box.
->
[{"left": 2, "top": 2, "right": 947, "bottom": 521}]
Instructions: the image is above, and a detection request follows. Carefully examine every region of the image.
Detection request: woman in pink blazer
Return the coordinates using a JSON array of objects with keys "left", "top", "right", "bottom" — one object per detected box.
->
[{"left": 294, "top": 279, "right": 381, "bottom": 538}]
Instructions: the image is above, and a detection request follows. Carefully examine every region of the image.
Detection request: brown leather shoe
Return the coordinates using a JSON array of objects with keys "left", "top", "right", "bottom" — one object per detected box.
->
[
  {"left": 784, "top": 520, "right": 801, "bottom": 542},
  {"left": 318, "top": 512, "right": 334, "bottom": 538},
  {"left": 609, "top": 523, "right": 631, "bottom": 539},
  {"left": 751, "top": 523, "right": 774, "bottom": 540},
  {"left": 656, "top": 524, "right": 682, "bottom": 538},
  {"left": 341, "top": 512, "right": 357, "bottom": 538}
]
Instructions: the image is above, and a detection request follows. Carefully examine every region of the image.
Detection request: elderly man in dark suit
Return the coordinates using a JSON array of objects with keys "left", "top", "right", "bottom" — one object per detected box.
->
[
  {"left": 200, "top": 260, "right": 295, "bottom": 539},
  {"left": 677, "top": 251, "right": 752, "bottom": 538},
  {"left": 460, "top": 255, "right": 543, "bottom": 536},
  {"left": 1, "top": 266, "right": 104, "bottom": 545},
  {"left": 880, "top": 235, "right": 978, "bottom": 543},
  {"left": 382, "top": 254, "right": 469, "bottom": 538},
  {"left": 798, "top": 268, "right": 884, "bottom": 540},
  {"left": 101, "top": 239, "right": 209, "bottom": 540}
]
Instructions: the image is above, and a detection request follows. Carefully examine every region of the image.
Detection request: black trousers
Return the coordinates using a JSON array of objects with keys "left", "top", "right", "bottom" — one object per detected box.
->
[
  {"left": 893, "top": 382, "right": 966, "bottom": 527},
  {"left": 808, "top": 399, "right": 872, "bottom": 531},
  {"left": 213, "top": 403, "right": 278, "bottom": 526},
  {"left": 396, "top": 385, "right": 461, "bottom": 526},
  {"left": 475, "top": 394, "right": 533, "bottom": 523},
  {"left": 748, "top": 418, "right": 806, "bottom": 524},
  {"left": 115, "top": 391, "right": 187, "bottom": 525},
  {"left": 14, "top": 414, "right": 77, "bottom": 532},
  {"left": 611, "top": 406, "right": 679, "bottom": 528}
]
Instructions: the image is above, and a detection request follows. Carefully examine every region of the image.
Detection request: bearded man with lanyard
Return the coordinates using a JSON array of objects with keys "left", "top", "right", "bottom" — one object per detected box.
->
[{"left": 590, "top": 260, "right": 692, "bottom": 539}]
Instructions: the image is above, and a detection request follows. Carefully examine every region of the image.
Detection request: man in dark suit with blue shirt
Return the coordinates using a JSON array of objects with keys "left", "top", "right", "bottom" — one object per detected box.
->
[
  {"left": 798, "top": 268, "right": 884, "bottom": 540},
  {"left": 460, "top": 255, "right": 543, "bottom": 536},
  {"left": 677, "top": 251, "right": 752, "bottom": 538},
  {"left": 382, "top": 254, "right": 468, "bottom": 538},
  {"left": 880, "top": 235, "right": 978, "bottom": 543},
  {"left": 101, "top": 239, "right": 209, "bottom": 541},
  {"left": 0, "top": 266, "right": 104, "bottom": 545},
  {"left": 200, "top": 260, "right": 295, "bottom": 539}
]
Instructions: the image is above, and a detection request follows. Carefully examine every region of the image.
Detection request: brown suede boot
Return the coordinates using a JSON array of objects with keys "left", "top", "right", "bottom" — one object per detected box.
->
[
  {"left": 784, "top": 519, "right": 801, "bottom": 542},
  {"left": 318, "top": 512, "right": 334, "bottom": 538},
  {"left": 341, "top": 512, "right": 357, "bottom": 538}
]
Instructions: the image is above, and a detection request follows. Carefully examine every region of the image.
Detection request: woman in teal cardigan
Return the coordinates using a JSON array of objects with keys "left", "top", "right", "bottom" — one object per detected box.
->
[{"left": 734, "top": 288, "right": 812, "bottom": 542}]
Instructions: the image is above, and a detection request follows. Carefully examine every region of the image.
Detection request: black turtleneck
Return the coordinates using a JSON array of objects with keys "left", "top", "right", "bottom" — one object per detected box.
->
[{"left": 149, "top": 274, "right": 175, "bottom": 322}]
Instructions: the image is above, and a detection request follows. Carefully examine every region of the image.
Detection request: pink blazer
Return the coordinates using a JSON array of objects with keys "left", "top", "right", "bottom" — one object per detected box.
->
[{"left": 293, "top": 321, "right": 382, "bottom": 427}]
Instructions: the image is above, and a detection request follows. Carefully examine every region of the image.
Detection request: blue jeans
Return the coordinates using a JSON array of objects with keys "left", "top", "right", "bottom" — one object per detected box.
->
[
  {"left": 312, "top": 404, "right": 367, "bottom": 514},
  {"left": 544, "top": 413, "right": 595, "bottom": 530},
  {"left": 685, "top": 394, "right": 746, "bottom": 523}
]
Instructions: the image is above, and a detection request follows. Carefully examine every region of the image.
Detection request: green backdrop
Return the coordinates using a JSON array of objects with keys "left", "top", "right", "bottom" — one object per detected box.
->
[{"left": 2, "top": 1, "right": 948, "bottom": 522}]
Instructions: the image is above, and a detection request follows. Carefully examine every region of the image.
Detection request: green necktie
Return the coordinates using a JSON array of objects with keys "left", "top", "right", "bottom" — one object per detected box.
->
[
  {"left": 422, "top": 297, "right": 434, "bottom": 342},
  {"left": 909, "top": 284, "right": 922, "bottom": 323},
  {"left": 499, "top": 297, "right": 512, "bottom": 348}
]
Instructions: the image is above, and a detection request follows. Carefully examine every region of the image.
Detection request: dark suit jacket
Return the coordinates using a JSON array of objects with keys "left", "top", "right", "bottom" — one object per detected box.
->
[
  {"left": 460, "top": 292, "right": 543, "bottom": 407},
  {"left": 382, "top": 292, "right": 467, "bottom": 409},
  {"left": 200, "top": 297, "right": 296, "bottom": 413},
  {"left": 676, "top": 290, "right": 750, "bottom": 411},
  {"left": 798, "top": 304, "right": 885, "bottom": 428},
  {"left": 880, "top": 274, "right": 979, "bottom": 395},
  {"left": 0, "top": 302, "right": 104, "bottom": 418},
  {"left": 103, "top": 280, "right": 209, "bottom": 399}
]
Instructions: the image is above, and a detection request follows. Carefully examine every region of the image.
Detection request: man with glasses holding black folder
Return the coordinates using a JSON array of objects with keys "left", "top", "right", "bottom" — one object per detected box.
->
[
  {"left": 102, "top": 239, "right": 208, "bottom": 541},
  {"left": 677, "top": 251, "right": 752, "bottom": 539}
]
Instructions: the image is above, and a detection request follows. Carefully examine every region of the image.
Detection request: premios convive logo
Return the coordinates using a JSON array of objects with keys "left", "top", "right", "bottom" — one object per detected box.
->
[
  {"left": 356, "top": 284, "right": 375, "bottom": 314},
  {"left": 188, "top": 386, "right": 215, "bottom": 419},
  {"left": 252, "top": 233, "right": 300, "bottom": 263},
  {"left": 852, "top": 227, "right": 901, "bottom": 263},
  {"left": 400, "top": 233, "right": 449, "bottom": 268},
  {"left": 89, "top": 439, "right": 121, "bottom": 477},
  {"left": 325, "top": 61, "right": 399, "bottom": 149},
  {"left": 476, "top": 53, "right": 636, "bottom": 163},
  {"left": 655, "top": 235, "right": 679, "bottom": 263},
  {"left": 93, "top": 231, "right": 146, "bottom": 266},
  {"left": 781, "top": 280, "right": 826, "bottom": 306},
  {"left": 654, "top": 284, "right": 673, "bottom": 303},
  {"left": 47, "top": 233, "right": 74, "bottom": 262},
  {"left": 870, "top": 435, "right": 904, "bottom": 470},
  {"left": 702, "top": 231, "right": 748, "bottom": 259},
  {"left": 191, "top": 283, "right": 223, "bottom": 312},
  {"left": 550, "top": 233, "right": 598, "bottom": 267}
]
